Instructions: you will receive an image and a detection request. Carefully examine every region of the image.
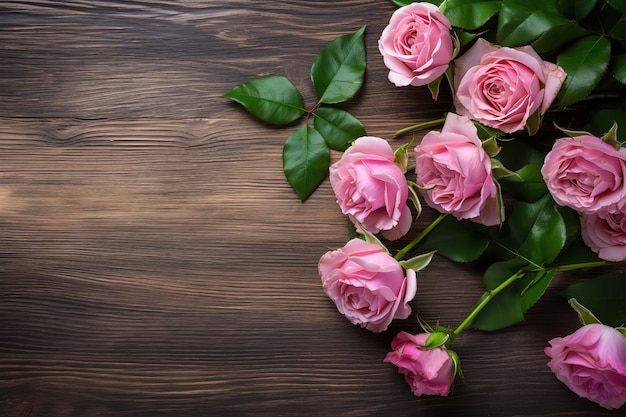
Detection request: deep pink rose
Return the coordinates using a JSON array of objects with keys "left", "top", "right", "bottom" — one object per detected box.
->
[
  {"left": 318, "top": 239, "right": 417, "bottom": 333},
  {"left": 541, "top": 135, "right": 626, "bottom": 213},
  {"left": 378, "top": 2, "right": 453, "bottom": 87},
  {"left": 329, "top": 136, "right": 411, "bottom": 240},
  {"left": 384, "top": 331, "right": 455, "bottom": 396},
  {"left": 414, "top": 112, "right": 502, "bottom": 226},
  {"left": 545, "top": 324, "right": 626, "bottom": 410},
  {"left": 581, "top": 208, "right": 626, "bottom": 262},
  {"left": 454, "top": 38, "right": 566, "bottom": 133}
]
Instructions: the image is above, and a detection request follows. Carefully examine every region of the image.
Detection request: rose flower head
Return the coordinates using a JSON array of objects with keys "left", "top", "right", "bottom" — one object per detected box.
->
[
  {"left": 454, "top": 38, "right": 566, "bottom": 134},
  {"left": 384, "top": 331, "right": 458, "bottom": 396},
  {"left": 378, "top": 2, "right": 453, "bottom": 87},
  {"left": 329, "top": 136, "right": 411, "bottom": 240},
  {"left": 545, "top": 323, "right": 626, "bottom": 410},
  {"left": 318, "top": 239, "right": 417, "bottom": 333},
  {"left": 541, "top": 135, "right": 626, "bottom": 214},
  {"left": 414, "top": 112, "right": 502, "bottom": 226}
]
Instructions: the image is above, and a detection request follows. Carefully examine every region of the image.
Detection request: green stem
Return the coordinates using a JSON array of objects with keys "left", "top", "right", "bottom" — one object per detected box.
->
[
  {"left": 393, "top": 117, "right": 446, "bottom": 138},
  {"left": 394, "top": 213, "right": 447, "bottom": 260},
  {"left": 453, "top": 270, "right": 525, "bottom": 336},
  {"left": 554, "top": 260, "right": 614, "bottom": 272}
]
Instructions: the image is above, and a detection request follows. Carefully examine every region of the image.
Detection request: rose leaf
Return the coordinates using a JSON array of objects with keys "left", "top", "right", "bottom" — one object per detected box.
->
[
  {"left": 313, "top": 107, "right": 366, "bottom": 151},
  {"left": 282, "top": 126, "right": 330, "bottom": 202},
  {"left": 497, "top": 0, "right": 569, "bottom": 46},
  {"left": 556, "top": 35, "right": 611, "bottom": 108},
  {"left": 311, "top": 26, "right": 366, "bottom": 104},
  {"left": 223, "top": 75, "right": 305, "bottom": 125},
  {"left": 444, "top": 0, "right": 502, "bottom": 30},
  {"left": 421, "top": 216, "right": 490, "bottom": 263}
]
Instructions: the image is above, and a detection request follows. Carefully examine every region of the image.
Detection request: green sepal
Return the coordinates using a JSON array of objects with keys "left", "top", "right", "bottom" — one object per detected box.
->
[
  {"left": 407, "top": 182, "right": 423, "bottom": 219},
  {"left": 553, "top": 122, "right": 593, "bottom": 138},
  {"left": 482, "top": 136, "right": 502, "bottom": 157},
  {"left": 223, "top": 75, "right": 306, "bottom": 125},
  {"left": 448, "top": 348, "right": 463, "bottom": 380},
  {"left": 394, "top": 142, "right": 411, "bottom": 173},
  {"left": 311, "top": 26, "right": 367, "bottom": 104},
  {"left": 400, "top": 250, "right": 436, "bottom": 273},
  {"left": 491, "top": 158, "right": 521, "bottom": 180},
  {"left": 563, "top": 273, "right": 626, "bottom": 327},
  {"left": 359, "top": 224, "right": 390, "bottom": 253},
  {"left": 601, "top": 121, "right": 620, "bottom": 149},
  {"left": 282, "top": 126, "right": 330, "bottom": 201},
  {"left": 525, "top": 109, "right": 541, "bottom": 136},
  {"left": 568, "top": 298, "right": 602, "bottom": 326},
  {"left": 423, "top": 331, "right": 450, "bottom": 350},
  {"left": 428, "top": 76, "right": 443, "bottom": 101}
]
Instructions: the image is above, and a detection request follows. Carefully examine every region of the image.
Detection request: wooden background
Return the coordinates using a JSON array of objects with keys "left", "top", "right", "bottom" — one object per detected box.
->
[{"left": 0, "top": 1, "right": 623, "bottom": 416}]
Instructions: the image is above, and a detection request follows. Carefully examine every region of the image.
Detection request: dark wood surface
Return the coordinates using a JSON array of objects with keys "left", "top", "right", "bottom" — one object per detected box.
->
[{"left": 0, "top": 1, "right": 623, "bottom": 416}]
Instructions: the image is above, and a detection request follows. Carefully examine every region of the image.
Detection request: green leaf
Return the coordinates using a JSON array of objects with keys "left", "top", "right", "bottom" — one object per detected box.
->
[
  {"left": 608, "top": 0, "right": 626, "bottom": 14},
  {"left": 313, "top": 107, "right": 366, "bottom": 152},
  {"left": 500, "top": 163, "right": 548, "bottom": 202},
  {"left": 563, "top": 273, "right": 626, "bottom": 327},
  {"left": 531, "top": 21, "right": 589, "bottom": 55},
  {"left": 422, "top": 216, "right": 490, "bottom": 262},
  {"left": 520, "top": 268, "right": 556, "bottom": 312},
  {"left": 400, "top": 251, "right": 436, "bottom": 272},
  {"left": 503, "top": 194, "right": 566, "bottom": 264},
  {"left": 282, "top": 126, "right": 330, "bottom": 202},
  {"left": 585, "top": 100, "right": 626, "bottom": 138},
  {"left": 557, "top": 0, "right": 598, "bottom": 20},
  {"left": 444, "top": 0, "right": 502, "bottom": 30},
  {"left": 613, "top": 54, "right": 626, "bottom": 84},
  {"left": 568, "top": 298, "right": 602, "bottom": 326},
  {"left": 497, "top": 0, "right": 569, "bottom": 46},
  {"left": 470, "top": 283, "right": 526, "bottom": 330},
  {"left": 556, "top": 35, "right": 611, "bottom": 108},
  {"left": 311, "top": 26, "right": 367, "bottom": 104},
  {"left": 483, "top": 258, "right": 526, "bottom": 290},
  {"left": 223, "top": 75, "right": 305, "bottom": 125}
]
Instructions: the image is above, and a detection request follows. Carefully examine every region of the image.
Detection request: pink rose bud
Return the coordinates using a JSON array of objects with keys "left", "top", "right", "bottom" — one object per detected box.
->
[
  {"left": 384, "top": 331, "right": 456, "bottom": 396},
  {"left": 454, "top": 38, "right": 566, "bottom": 133},
  {"left": 545, "top": 324, "right": 626, "bottom": 410},
  {"left": 541, "top": 135, "right": 626, "bottom": 213},
  {"left": 329, "top": 136, "right": 411, "bottom": 240},
  {"left": 414, "top": 112, "right": 502, "bottom": 226},
  {"left": 318, "top": 239, "right": 417, "bottom": 333},
  {"left": 580, "top": 208, "right": 626, "bottom": 262},
  {"left": 378, "top": 2, "right": 453, "bottom": 87}
]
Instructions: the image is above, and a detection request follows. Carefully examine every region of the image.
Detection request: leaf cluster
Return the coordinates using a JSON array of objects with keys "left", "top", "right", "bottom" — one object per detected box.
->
[{"left": 224, "top": 27, "right": 368, "bottom": 201}]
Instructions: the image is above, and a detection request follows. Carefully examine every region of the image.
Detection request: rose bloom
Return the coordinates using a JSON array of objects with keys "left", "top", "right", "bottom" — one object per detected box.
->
[
  {"left": 541, "top": 135, "right": 626, "bottom": 213},
  {"left": 384, "top": 331, "right": 455, "bottom": 396},
  {"left": 329, "top": 136, "right": 411, "bottom": 240},
  {"left": 378, "top": 2, "right": 453, "bottom": 87},
  {"left": 414, "top": 112, "right": 502, "bottom": 226},
  {"left": 318, "top": 239, "right": 417, "bottom": 333},
  {"left": 545, "top": 324, "right": 626, "bottom": 410},
  {"left": 580, "top": 208, "right": 626, "bottom": 262},
  {"left": 454, "top": 38, "right": 566, "bottom": 133}
]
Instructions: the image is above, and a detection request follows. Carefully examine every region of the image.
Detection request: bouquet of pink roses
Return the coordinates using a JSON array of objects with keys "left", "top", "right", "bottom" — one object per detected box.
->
[{"left": 225, "top": 0, "right": 626, "bottom": 410}]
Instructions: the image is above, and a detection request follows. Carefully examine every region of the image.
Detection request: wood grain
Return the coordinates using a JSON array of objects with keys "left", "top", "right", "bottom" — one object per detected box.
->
[{"left": 0, "top": 1, "right": 624, "bottom": 416}]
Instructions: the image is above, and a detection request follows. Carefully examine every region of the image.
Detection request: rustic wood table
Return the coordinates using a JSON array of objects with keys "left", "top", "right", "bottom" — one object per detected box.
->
[{"left": 1, "top": 1, "right": 623, "bottom": 416}]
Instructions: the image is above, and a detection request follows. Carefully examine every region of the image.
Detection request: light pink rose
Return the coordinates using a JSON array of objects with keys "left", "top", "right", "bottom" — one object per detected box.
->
[
  {"left": 541, "top": 135, "right": 626, "bottom": 213},
  {"left": 318, "top": 239, "right": 417, "bottom": 333},
  {"left": 414, "top": 112, "right": 502, "bottom": 226},
  {"left": 329, "top": 136, "right": 411, "bottom": 240},
  {"left": 581, "top": 208, "right": 626, "bottom": 262},
  {"left": 378, "top": 2, "right": 453, "bottom": 87},
  {"left": 384, "top": 331, "right": 455, "bottom": 396},
  {"left": 454, "top": 38, "right": 566, "bottom": 133},
  {"left": 545, "top": 324, "right": 626, "bottom": 410}
]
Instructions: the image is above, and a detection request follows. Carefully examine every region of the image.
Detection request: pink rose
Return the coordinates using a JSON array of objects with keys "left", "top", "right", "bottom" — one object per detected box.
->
[
  {"left": 414, "top": 112, "right": 502, "bottom": 226},
  {"left": 329, "top": 136, "right": 411, "bottom": 240},
  {"left": 318, "top": 239, "right": 417, "bottom": 333},
  {"left": 545, "top": 324, "right": 626, "bottom": 410},
  {"left": 454, "top": 38, "right": 566, "bottom": 133},
  {"left": 541, "top": 135, "right": 626, "bottom": 213},
  {"left": 384, "top": 331, "right": 456, "bottom": 396},
  {"left": 581, "top": 208, "right": 626, "bottom": 262},
  {"left": 378, "top": 2, "right": 453, "bottom": 87}
]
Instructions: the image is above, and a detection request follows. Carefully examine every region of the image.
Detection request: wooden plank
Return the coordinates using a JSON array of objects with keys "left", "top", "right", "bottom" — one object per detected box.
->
[{"left": 0, "top": 1, "right": 623, "bottom": 416}]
